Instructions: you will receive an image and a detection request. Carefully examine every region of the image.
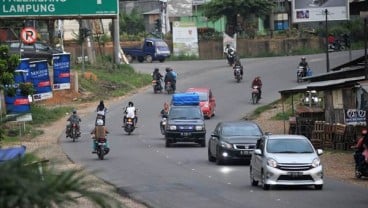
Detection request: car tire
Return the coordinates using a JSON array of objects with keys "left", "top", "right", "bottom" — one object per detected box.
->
[
  {"left": 165, "top": 139, "right": 171, "bottom": 147},
  {"left": 208, "top": 147, "right": 215, "bottom": 162},
  {"left": 145, "top": 55, "right": 153, "bottom": 63},
  {"left": 216, "top": 149, "right": 224, "bottom": 165},
  {"left": 315, "top": 185, "right": 323, "bottom": 190},
  {"left": 250, "top": 166, "right": 259, "bottom": 186},
  {"left": 261, "top": 171, "right": 270, "bottom": 190},
  {"left": 199, "top": 139, "right": 206, "bottom": 147}
]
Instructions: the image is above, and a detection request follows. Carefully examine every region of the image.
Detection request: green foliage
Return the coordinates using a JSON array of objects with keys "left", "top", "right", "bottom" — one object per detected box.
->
[
  {"left": 0, "top": 153, "right": 123, "bottom": 208},
  {"left": 30, "top": 104, "right": 73, "bottom": 126},
  {"left": 120, "top": 8, "right": 145, "bottom": 35},
  {"left": 79, "top": 64, "right": 151, "bottom": 100},
  {"left": 19, "top": 82, "right": 35, "bottom": 96}
]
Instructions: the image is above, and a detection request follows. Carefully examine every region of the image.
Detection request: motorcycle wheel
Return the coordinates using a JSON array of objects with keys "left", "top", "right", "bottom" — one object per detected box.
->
[
  {"left": 160, "top": 124, "right": 166, "bottom": 135},
  {"left": 252, "top": 93, "right": 258, "bottom": 104},
  {"left": 72, "top": 129, "right": 76, "bottom": 142},
  {"left": 98, "top": 146, "right": 104, "bottom": 160},
  {"left": 236, "top": 76, "right": 241, "bottom": 83}
]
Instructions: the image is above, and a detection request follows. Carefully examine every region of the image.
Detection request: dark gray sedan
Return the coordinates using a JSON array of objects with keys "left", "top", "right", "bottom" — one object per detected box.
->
[{"left": 208, "top": 120, "right": 263, "bottom": 165}]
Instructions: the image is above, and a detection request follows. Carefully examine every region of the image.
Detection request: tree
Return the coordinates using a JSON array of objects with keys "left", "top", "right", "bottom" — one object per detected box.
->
[
  {"left": 120, "top": 8, "right": 145, "bottom": 35},
  {"left": 0, "top": 154, "right": 123, "bottom": 208},
  {"left": 203, "top": 0, "right": 274, "bottom": 37}
]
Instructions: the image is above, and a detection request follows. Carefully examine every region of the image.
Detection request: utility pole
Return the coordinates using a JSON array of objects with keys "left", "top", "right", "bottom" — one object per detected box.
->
[{"left": 325, "top": 9, "right": 330, "bottom": 73}]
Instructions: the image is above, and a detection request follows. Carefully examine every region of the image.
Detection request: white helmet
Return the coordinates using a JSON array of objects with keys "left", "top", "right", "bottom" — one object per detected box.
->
[{"left": 96, "top": 119, "right": 103, "bottom": 126}]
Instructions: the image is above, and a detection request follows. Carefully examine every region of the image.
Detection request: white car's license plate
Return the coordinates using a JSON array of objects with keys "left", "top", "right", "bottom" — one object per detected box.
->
[{"left": 288, "top": 172, "right": 303, "bottom": 177}]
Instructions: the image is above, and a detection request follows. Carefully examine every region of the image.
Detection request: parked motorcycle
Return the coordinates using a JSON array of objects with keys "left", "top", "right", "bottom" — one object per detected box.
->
[
  {"left": 66, "top": 122, "right": 80, "bottom": 142},
  {"left": 234, "top": 66, "right": 242, "bottom": 83},
  {"left": 251, "top": 86, "right": 260, "bottom": 104},
  {"left": 165, "top": 81, "right": 174, "bottom": 94},
  {"left": 160, "top": 116, "right": 167, "bottom": 135},
  {"left": 329, "top": 39, "right": 346, "bottom": 51},
  {"left": 95, "top": 137, "right": 109, "bottom": 160},
  {"left": 152, "top": 78, "right": 163, "bottom": 93},
  {"left": 124, "top": 117, "right": 136, "bottom": 135}
]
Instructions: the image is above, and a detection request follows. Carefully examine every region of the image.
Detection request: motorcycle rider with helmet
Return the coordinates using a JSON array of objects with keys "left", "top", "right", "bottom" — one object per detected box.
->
[
  {"left": 66, "top": 109, "right": 81, "bottom": 138},
  {"left": 91, "top": 118, "right": 109, "bottom": 154},
  {"left": 164, "top": 67, "right": 176, "bottom": 92},
  {"left": 224, "top": 44, "right": 236, "bottom": 65},
  {"left": 351, "top": 129, "right": 368, "bottom": 172},
  {"left": 251, "top": 76, "right": 263, "bottom": 99},
  {"left": 152, "top": 68, "right": 163, "bottom": 92},
  {"left": 233, "top": 60, "right": 244, "bottom": 79},
  {"left": 298, "top": 57, "right": 309, "bottom": 77},
  {"left": 96, "top": 100, "right": 107, "bottom": 125},
  {"left": 123, "top": 101, "right": 138, "bottom": 126}
]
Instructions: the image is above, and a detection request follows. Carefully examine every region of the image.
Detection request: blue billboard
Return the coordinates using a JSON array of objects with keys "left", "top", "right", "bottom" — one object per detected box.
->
[
  {"left": 29, "top": 60, "right": 53, "bottom": 101},
  {"left": 53, "top": 53, "right": 71, "bottom": 90}
]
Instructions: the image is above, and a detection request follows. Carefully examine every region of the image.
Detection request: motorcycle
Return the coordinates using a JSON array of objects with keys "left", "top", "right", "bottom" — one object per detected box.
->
[
  {"left": 234, "top": 67, "right": 242, "bottom": 83},
  {"left": 95, "top": 137, "right": 109, "bottom": 160},
  {"left": 165, "top": 81, "right": 174, "bottom": 94},
  {"left": 353, "top": 151, "right": 368, "bottom": 178},
  {"left": 329, "top": 39, "right": 346, "bottom": 51},
  {"left": 124, "top": 117, "right": 136, "bottom": 135},
  {"left": 152, "top": 78, "right": 163, "bottom": 94},
  {"left": 296, "top": 66, "right": 304, "bottom": 83},
  {"left": 67, "top": 122, "right": 80, "bottom": 142},
  {"left": 160, "top": 116, "right": 167, "bottom": 135},
  {"left": 251, "top": 86, "right": 260, "bottom": 104},
  {"left": 227, "top": 51, "right": 237, "bottom": 67}
]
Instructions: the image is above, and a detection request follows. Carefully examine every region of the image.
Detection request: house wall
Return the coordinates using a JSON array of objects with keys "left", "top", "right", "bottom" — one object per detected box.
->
[{"left": 324, "top": 87, "right": 357, "bottom": 124}]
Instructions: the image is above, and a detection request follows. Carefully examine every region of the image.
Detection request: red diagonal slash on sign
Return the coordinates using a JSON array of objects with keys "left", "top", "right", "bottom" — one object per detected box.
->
[{"left": 21, "top": 27, "right": 37, "bottom": 44}]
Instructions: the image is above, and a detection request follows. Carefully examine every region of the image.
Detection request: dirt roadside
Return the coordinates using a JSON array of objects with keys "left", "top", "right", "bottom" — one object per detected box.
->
[{"left": 16, "top": 94, "right": 367, "bottom": 207}]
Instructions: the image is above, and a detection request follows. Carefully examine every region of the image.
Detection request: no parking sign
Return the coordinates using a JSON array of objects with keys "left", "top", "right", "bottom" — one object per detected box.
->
[{"left": 20, "top": 27, "right": 37, "bottom": 44}]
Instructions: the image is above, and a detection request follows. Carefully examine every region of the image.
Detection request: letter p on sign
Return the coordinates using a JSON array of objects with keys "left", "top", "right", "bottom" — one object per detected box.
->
[{"left": 21, "top": 27, "right": 37, "bottom": 44}]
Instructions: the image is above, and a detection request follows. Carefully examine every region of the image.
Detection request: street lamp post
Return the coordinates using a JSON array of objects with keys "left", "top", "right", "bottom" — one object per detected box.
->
[{"left": 325, "top": 9, "right": 330, "bottom": 73}]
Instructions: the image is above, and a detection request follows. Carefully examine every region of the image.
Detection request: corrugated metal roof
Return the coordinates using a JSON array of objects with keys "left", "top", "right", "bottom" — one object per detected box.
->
[{"left": 279, "top": 76, "right": 366, "bottom": 94}]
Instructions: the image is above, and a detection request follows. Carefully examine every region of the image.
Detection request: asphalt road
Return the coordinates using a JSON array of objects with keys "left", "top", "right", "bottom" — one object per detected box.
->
[{"left": 62, "top": 50, "right": 367, "bottom": 208}]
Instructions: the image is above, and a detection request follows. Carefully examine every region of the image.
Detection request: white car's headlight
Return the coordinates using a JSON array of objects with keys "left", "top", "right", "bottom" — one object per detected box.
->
[
  {"left": 220, "top": 141, "right": 233, "bottom": 149},
  {"left": 267, "top": 158, "right": 278, "bottom": 168},
  {"left": 195, "top": 125, "right": 204, "bottom": 131},
  {"left": 311, "top": 158, "right": 321, "bottom": 168},
  {"left": 169, "top": 125, "right": 177, "bottom": 130}
]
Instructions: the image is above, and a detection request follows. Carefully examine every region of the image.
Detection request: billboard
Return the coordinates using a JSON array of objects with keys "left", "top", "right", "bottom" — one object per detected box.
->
[
  {"left": 53, "top": 53, "right": 71, "bottom": 90},
  {"left": 0, "top": 0, "right": 118, "bottom": 18},
  {"left": 172, "top": 21, "right": 199, "bottom": 57},
  {"left": 292, "top": 0, "right": 349, "bottom": 23},
  {"left": 29, "top": 60, "right": 53, "bottom": 101}
]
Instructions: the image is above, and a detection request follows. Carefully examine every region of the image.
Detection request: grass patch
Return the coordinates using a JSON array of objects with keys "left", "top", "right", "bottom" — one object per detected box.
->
[{"left": 30, "top": 104, "right": 73, "bottom": 126}]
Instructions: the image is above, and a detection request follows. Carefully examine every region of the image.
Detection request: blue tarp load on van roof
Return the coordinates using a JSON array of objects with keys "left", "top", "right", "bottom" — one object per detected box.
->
[{"left": 172, "top": 92, "right": 200, "bottom": 106}]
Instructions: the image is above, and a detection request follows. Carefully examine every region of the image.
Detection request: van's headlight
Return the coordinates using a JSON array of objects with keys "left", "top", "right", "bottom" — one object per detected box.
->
[
  {"left": 311, "top": 158, "right": 321, "bottom": 167},
  {"left": 168, "top": 125, "right": 177, "bottom": 130},
  {"left": 267, "top": 158, "right": 277, "bottom": 168},
  {"left": 195, "top": 125, "right": 204, "bottom": 131}
]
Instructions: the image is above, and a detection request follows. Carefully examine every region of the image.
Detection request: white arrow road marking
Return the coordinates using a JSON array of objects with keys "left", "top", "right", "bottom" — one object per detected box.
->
[{"left": 97, "top": 0, "right": 102, "bottom": 4}]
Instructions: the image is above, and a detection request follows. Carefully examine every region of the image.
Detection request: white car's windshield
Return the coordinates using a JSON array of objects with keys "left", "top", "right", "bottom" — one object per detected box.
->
[{"left": 267, "top": 139, "right": 314, "bottom": 153}]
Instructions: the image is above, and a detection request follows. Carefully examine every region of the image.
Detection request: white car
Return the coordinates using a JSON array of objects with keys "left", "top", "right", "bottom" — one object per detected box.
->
[{"left": 250, "top": 134, "right": 323, "bottom": 190}]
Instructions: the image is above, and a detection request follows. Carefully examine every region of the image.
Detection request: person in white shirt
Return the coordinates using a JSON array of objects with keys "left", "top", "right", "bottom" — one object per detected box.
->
[{"left": 124, "top": 101, "right": 138, "bottom": 126}]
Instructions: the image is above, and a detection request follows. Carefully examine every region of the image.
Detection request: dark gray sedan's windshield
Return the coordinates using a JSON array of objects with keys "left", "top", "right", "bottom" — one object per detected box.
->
[
  {"left": 221, "top": 125, "right": 262, "bottom": 137},
  {"left": 169, "top": 107, "right": 202, "bottom": 119},
  {"left": 267, "top": 139, "right": 314, "bottom": 153}
]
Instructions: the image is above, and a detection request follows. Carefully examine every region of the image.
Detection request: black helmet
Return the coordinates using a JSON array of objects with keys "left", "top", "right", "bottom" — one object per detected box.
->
[
  {"left": 165, "top": 67, "right": 170, "bottom": 72},
  {"left": 154, "top": 68, "right": 159, "bottom": 72},
  {"left": 128, "top": 101, "right": 134, "bottom": 107},
  {"left": 73, "top": 109, "right": 77, "bottom": 114}
]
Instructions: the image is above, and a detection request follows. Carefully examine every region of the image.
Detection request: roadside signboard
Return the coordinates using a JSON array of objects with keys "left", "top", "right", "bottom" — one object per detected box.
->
[
  {"left": 344, "top": 109, "right": 366, "bottom": 125},
  {"left": 53, "top": 53, "right": 71, "bottom": 90},
  {"left": 0, "top": 0, "right": 118, "bottom": 18},
  {"left": 172, "top": 21, "right": 199, "bottom": 57},
  {"left": 29, "top": 60, "right": 53, "bottom": 101},
  {"left": 20, "top": 27, "right": 37, "bottom": 44},
  {"left": 292, "top": 0, "right": 349, "bottom": 23}
]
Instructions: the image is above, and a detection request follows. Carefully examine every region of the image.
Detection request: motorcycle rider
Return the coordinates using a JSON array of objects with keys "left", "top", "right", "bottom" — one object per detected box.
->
[
  {"left": 96, "top": 100, "right": 107, "bottom": 125},
  {"left": 351, "top": 129, "right": 368, "bottom": 171},
  {"left": 152, "top": 68, "right": 163, "bottom": 91},
  {"left": 233, "top": 60, "right": 244, "bottom": 79},
  {"left": 224, "top": 43, "right": 236, "bottom": 65},
  {"left": 164, "top": 67, "right": 176, "bottom": 92},
  {"left": 91, "top": 119, "right": 109, "bottom": 154},
  {"left": 298, "top": 57, "right": 309, "bottom": 77},
  {"left": 66, "top": 109, "right": 81, "bottom": 138},
  {"left": 123, "top": 101, "right": 138, "bottom": 126},
  {"left": 160, "top": 102, "right": 170, "bottom": 118},
  {"left": 251, "top": 76, "right": 263, "bottom": 99}
]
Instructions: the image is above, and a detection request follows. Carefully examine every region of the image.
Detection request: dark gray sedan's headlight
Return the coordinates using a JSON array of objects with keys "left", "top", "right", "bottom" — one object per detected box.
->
[{"left": 220, "top": 141, "right": 233, "bottom": 149}]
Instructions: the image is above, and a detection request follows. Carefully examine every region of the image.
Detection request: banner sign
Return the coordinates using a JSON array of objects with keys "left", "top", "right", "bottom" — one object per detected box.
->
[
  {"left": 292, "top": 0, "right": 349, "bottom": 23},
  {"left": 53, "top": 53, "right": 71, "bottom": 90},
  {"left": 344, "top": 109, "right": 366, "bottom": 125},
  {"left": 16, "top": 58, "right": 31, "bottom": 82},
  {"left": 29, "top": 60, "right": 53, "bottom": 101},
  {"left": 172, "top": 21, "right": 199, "bottom": 57},
  {"left": 0, "top": 0, "right": 118, "bottom": 18}
]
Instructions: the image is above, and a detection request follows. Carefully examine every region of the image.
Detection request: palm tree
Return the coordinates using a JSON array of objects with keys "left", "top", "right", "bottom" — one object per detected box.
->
[{"left": 0, "top": 154, "right": 122, "bottom": 208}]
